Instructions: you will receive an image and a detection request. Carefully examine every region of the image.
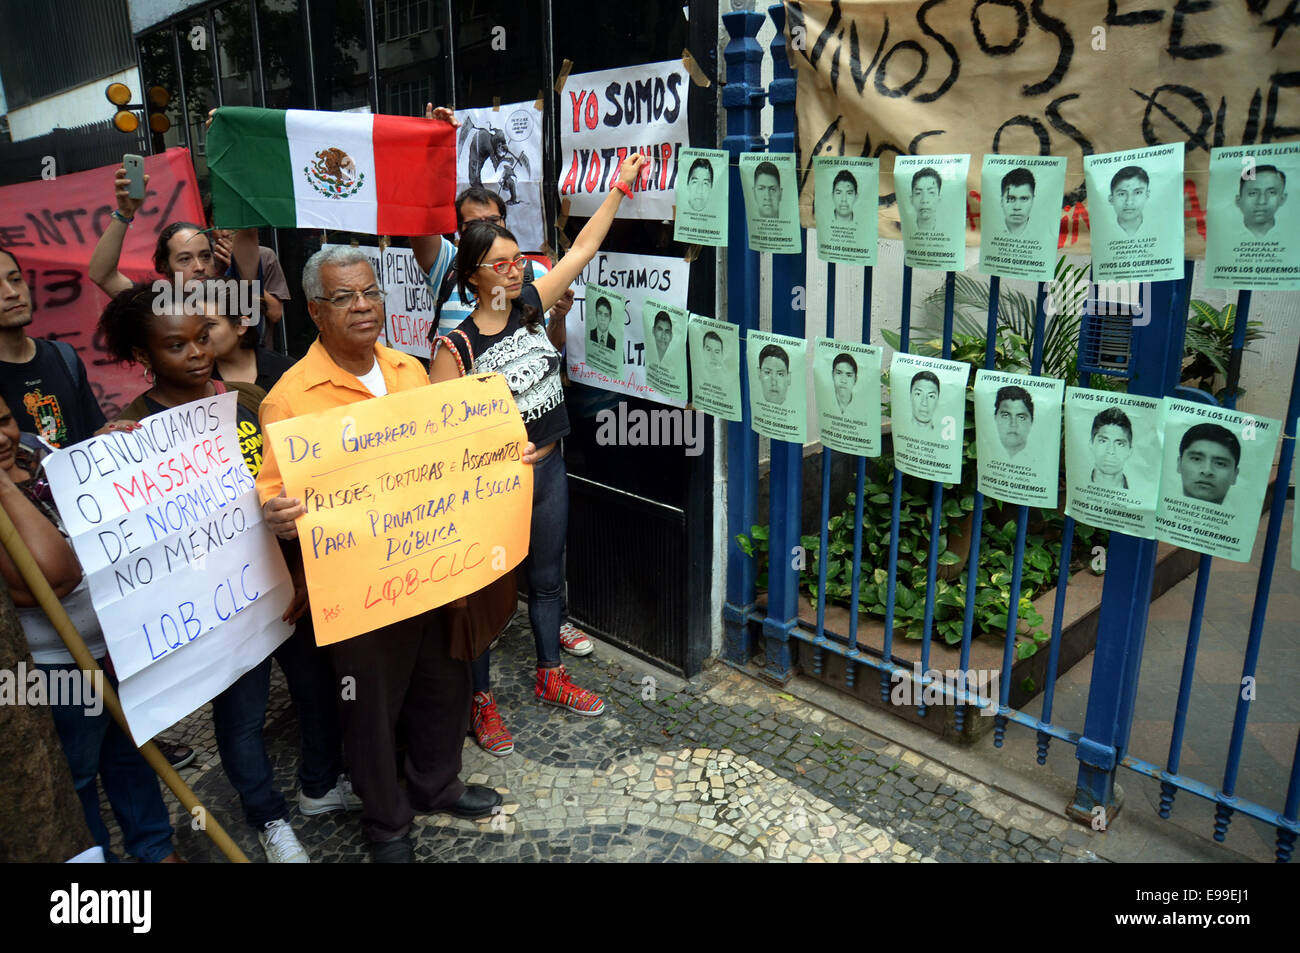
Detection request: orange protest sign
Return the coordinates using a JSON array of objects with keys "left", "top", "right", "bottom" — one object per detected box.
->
[{"left": 265, "top": 374, "right": 532, "bottom": 645}]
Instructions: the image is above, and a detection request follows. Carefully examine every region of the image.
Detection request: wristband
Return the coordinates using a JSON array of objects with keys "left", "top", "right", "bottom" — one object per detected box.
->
[
  {"left": 111, "top": 209, "right": 134, "bottom": 226},
  {"left": 614, "top": 180, "right": 633, "bottom": 200}
]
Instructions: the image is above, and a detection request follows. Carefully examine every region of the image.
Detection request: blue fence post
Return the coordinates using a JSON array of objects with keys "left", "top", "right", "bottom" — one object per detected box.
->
[
  {"left": 721, "top": 10, "right": 766, "bottom": 666},
  {"left": 1068, "top": 278, "right": 1188, "bottom": 825},
  {"left": 761, "top": 1, "right": 806, "bottom": 683}
]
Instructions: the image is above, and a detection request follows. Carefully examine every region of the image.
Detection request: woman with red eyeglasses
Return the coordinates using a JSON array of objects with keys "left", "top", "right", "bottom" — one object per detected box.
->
[{"left": 429, "top": 153, "right": 647, "bottom": 756}]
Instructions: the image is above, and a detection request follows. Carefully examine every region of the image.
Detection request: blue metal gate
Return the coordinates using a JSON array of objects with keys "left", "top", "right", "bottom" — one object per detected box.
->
[{"left": 720, "top": 5, "right": 1299, "bottom": 862}]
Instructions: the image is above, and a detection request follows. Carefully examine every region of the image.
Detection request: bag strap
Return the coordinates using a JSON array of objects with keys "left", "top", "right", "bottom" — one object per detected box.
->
[
  {"left": 51, "top": 340, "right": 80, "bottom": 388},
  {"left": 432, "top": 328, "right": 476, "bottom": 378}
]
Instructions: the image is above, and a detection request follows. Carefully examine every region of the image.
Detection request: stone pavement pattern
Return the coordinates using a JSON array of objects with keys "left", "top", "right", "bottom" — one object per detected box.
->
[{"left": 96, "top": 616, "right": 1106, "bottom": 863}]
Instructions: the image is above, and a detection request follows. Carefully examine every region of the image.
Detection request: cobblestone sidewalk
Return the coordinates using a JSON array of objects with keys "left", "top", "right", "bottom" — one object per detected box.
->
[{"left": 107, "top": 615, "right": 1105, "bottom": 863}]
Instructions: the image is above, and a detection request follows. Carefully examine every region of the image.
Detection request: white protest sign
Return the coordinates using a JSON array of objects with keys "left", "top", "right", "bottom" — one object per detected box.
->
[
  {"left": 566, "top": 250, "right": 689, "bottom": 407},
  {"left": 42, "top": 393, "right": 293, "bottom": 741},
  {"left": 559, "top": 60, "right": 689, "bottom": 220},
  {"left": 457, "top": 99, "right": 546, "bottom": 250},
  {"left": 381, "top": 246, "right": 437, "bottom": 359}
]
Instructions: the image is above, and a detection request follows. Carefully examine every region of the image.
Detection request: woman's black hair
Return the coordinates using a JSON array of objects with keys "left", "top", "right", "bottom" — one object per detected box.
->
[
  {"left": 153, "top": 221, "right": 211, "bottom": 276},
  {"left": 97, "top": 282, "right": 165, "bottom": 364},
  {"left": 450, "top": 221, "right": 541, "bottom": 331}
]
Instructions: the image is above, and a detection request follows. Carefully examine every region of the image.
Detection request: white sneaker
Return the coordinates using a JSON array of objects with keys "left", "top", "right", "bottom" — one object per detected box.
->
[
  {"left": 298, "top": 776, "right": 363, "bottom": 816},
  {"left": 259, "top": 819, "right": 309, "bottom": 863}
]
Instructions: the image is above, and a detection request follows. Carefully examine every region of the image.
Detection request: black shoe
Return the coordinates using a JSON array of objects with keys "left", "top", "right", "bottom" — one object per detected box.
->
[
  {"left": 369, "top": 836, "right": 414, "bottom": 863},
  {"left": 156, "top": 741, "right": 196, "bottom": 770},
  {"left": 441, "top": 784, "right": 503, "bottom": 820}
]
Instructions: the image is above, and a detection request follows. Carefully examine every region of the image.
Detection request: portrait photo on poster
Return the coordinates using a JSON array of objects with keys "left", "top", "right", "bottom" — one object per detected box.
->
[
  {"left": 687, "top": 314, "right": 742, "bottom": 422},
  {"left": 582, "top": 284, "right": 626, "bottom": 381},
  {"left": 1205, "top": 143, "right": 1300, "bottom": 291},
  {"left": 973, "top": 370, "right": 1065, "bottom": 509},
  {"left": 1063, "top": 388, "right": 1165, "bottom": 539},
  {"left": 1083, "top": 144, "right": 1185, "bottom": 283},
  {"left": 747, "top": 330, "right": 809, "bottom": 444},
  {"left": 642, "top": 299, "right": 690, "bottom": 403},
  {"left": 894, "top": 154, "right": 971, "bottom": 272},
  {"left": 738, "top": 152, "right": 802, "bottom": 254},
  {"left": 888, "top": 351, "right": 971, "bottom": 484},
  {"left": 813, "top": 337, "right": 882, "bottom": 457},
  {"left": 1154, "top": 397, "right": 1281, "bottom": 562},
  {"left": 813, "top": 156, "right": 880, "bottom": 266},
  {"left": 673, "top": 147, "right": 729, "bottom": 247},
  {"left": 977, "top": 154, "right": 1067, "bottom": 283}
]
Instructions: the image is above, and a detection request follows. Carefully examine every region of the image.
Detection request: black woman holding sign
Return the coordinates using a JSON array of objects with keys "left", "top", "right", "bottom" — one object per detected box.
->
[{"left": 429, "top": 151, "right": 648, "bottom": 756}]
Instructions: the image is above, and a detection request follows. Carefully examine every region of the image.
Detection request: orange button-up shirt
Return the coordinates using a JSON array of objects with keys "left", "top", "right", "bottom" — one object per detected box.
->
[{"left": 256, "top": 338, "right": 431, "bottom": 505}]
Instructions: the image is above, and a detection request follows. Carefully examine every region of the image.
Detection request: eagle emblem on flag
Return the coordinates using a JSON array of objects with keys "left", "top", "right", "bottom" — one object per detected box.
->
[{"left": 305, "top": 147, "right": 365, "bottom": 198}]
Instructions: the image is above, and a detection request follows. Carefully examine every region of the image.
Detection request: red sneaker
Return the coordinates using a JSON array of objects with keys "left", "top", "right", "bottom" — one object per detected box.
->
[
  {"left": 470, "top": 691, "right": 514, "bottom": 756},
  {"left": 558, "top": 622, "right": 594, "bottom": 657},
  {"left": 535, "top": 665, "right": 606, "bottom": 716}
]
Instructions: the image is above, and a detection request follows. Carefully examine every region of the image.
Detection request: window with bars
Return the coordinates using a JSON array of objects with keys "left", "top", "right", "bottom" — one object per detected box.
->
[
  {"left": 385, "top": 77, "right": 432, "bottom": 117},
  {"left": 378, "top": 0, "right": 431, "bottom": 41}
]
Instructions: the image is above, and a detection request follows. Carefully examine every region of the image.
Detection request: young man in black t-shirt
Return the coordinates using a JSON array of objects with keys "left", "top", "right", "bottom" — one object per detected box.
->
[{"left": 0, "top": 248, "right": 107, "bottom": 447}]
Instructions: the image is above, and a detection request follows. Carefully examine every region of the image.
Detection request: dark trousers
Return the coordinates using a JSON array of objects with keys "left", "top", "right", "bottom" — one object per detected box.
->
[{"left": 329, "top": 608, "right": 470, "bottom": 842}]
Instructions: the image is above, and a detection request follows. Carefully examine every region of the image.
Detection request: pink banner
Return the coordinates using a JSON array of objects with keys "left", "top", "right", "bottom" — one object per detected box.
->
[{"left": 0, "top": 148, "right": 206, "bottom": 419}]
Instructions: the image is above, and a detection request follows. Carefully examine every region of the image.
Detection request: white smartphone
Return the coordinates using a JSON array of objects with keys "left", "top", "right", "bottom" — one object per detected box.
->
[{"left": 123, "top": 154, "right": 145, "bottom": 201}]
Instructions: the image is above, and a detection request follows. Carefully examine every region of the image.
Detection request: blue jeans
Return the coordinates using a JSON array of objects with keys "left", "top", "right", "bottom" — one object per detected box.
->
[
  {"left": 471, "top": 447, "right": 568, "bottom": 692},
  {"left": 212, "top": 618, "right": 344, "bottom": 829},
  {"left": 38, "top": 660, "right": 175, "bottom": 863}
]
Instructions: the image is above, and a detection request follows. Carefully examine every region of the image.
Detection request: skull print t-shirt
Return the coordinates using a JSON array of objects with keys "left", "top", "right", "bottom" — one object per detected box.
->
[{"left": 442, "top": 284, "right": 570, "bottom": 448}]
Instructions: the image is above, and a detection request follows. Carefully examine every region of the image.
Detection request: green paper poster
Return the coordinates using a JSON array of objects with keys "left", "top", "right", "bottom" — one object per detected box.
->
[
  {"left": 1063, "top": 388, "right": 1165, "bottom": 539},
  {"left": 813, "top": 157, "right": 879, "bottom": 265},
  {"left": 642, "top": 299, "right": 689, "bottom": 403},
  {"left": 1083, "top": 144, "right": 1185, "bottom": 283},
  {"left": 889, "top": 352, "right": 971, "bottom": 484},
  {"left": 974, "top": 370, "right": 1065, "bottom": 508},
  {"left": 895, "top": 154, "right": 970, "bottom": 272},
  {"left": 1154, "top": 398, "right": 1281, "bottom": 563},
  {"left": 813, "top": 337, "right": 882, "bottom": 457},
  {"left": 747, "top": 330, "right": 808, "bottom": 444},
  {"left": 739, "top": 152, "right": 801, "bottom": 254},
  {"left": 673, "top": 148, "right": 729, "bottom": 247},
  {"left": 583, "top": 284, "right": 625, "bottom": 380},
  {"left": 978, "top": 154, "right": 1067, "bottom": 282},
  {"left": 688, "top": 314, "right": 742, "bottom": 422},
  {"left": 1205, "top": 143, "right": 1300, "bottom": 291}
]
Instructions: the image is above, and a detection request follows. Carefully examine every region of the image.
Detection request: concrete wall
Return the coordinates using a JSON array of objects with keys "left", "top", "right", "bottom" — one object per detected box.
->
[{"left": 6, "top": 69, "right": 140, "bottom": 142}]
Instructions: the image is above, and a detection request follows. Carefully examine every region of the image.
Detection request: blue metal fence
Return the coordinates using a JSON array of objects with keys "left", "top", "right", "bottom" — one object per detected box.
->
[{"left": 721, "top": 3, "right": 1300, "bottom": 862}]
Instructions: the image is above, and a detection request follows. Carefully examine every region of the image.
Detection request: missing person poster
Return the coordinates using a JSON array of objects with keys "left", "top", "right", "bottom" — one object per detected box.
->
[
  {"left": 813, "top": 337, "right": 882, "bottom": 457},
  {"left": 813, "top": 157, "right": 879, "bottom": 265},
  {"left": 889, "top": 352, "right": 971, "bottom": 483},
  {"left": 1205, "top": 144, "right": 1300, "bottom": 291},
  {"left": 558, "top": 59, "right": 688, "bottom": 220},
  {"left": 1063, "top": 388, "right": 1164, "bottom": 539},
  {"left": 642, "top": 300, "right": 689, "bottom": 403},
  {"left": 673, "top": 147, "right": 728, "bottom": 246},
  {"left": 973, "top": 370, "right": 1065, "bottom": 508},
  {"left": 895, "top": 154, "right": 970, "bottom": 272},
  {"left": 1154, "top": 398, "right": 1281, "bottom": 562},
  {"left": 978, "top": 155, "right": 1067, "bottom": 282},
  {"left": 1084, "top": 144, "right": 1185, "bottom": 284},
  {"left": 688, "top": 315, "right": 742, "bottom": 422},
  {"left": 747, "top": 330, "right": 808, "bottom": 443},
  {"left": 739, "top": 152, "right": 801, "bottom": 254},
  {"left": 582, "top": 283, "right": 626, "bottom": 381}
]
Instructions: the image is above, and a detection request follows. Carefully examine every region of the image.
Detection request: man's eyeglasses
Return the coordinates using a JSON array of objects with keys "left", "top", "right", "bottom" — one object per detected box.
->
[
  {"left": 477, "top": 257, "right": 526, "bottom": 276},
  {"left": 313, "top": 287, "right": 386, "bottom": 309}
]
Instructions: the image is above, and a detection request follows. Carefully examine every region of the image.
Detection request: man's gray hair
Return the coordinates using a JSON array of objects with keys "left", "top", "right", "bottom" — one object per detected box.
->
[{"left": 302, "top": 245, "right": 376, "bottom": 300}]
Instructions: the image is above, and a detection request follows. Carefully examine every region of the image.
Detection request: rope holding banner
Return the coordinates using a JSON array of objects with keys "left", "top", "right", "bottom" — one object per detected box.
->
[{"left": 0, "top": 503, "right": 250, "bottom": 864}]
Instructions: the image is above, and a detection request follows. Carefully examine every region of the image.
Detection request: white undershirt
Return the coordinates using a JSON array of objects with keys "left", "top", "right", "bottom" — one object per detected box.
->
[{"left": 356, "top": 360, "right": 388, "bottom": 396}]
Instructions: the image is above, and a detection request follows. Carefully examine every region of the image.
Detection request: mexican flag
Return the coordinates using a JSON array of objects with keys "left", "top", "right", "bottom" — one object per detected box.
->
[{"left": 207, "top": 107, "right": 457, "bottom": 236}]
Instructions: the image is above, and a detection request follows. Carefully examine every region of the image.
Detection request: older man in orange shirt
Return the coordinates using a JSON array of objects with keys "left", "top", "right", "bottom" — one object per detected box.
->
[{"left": 257, "top": 245, "right": 510, "bottom": 863}]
